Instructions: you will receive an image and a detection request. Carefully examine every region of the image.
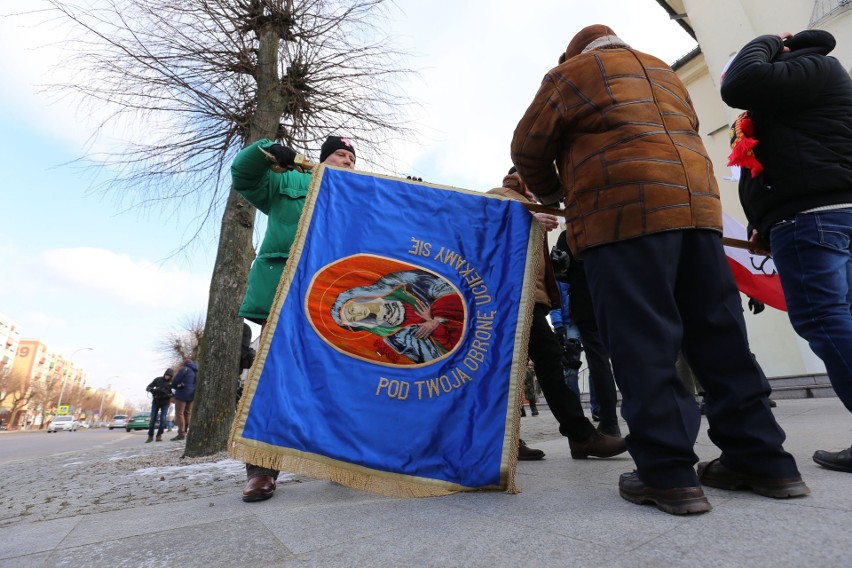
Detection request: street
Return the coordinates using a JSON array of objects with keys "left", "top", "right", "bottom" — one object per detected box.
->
[{"left": 0, "top": 427, "right": 162, "bottom": 466}]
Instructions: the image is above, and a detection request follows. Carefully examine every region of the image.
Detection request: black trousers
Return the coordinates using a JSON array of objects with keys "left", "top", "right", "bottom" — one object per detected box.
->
[
  {"left": 575, "top": 322, "right": 619, "bottom": 432},
  {"left": 528, "top": 304, "right": 596, "bottom": 442},
  {"left": 583, "top": 230, "right": 799, "bottom": 488}
]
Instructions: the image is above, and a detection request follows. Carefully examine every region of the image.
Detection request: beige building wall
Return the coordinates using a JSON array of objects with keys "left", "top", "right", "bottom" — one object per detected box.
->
[
  {"left": 657, "top": 0, "right": 852, "bottom": 377},
  {"left": 0, "top": 314, "right": 22, "bottom": 382}
]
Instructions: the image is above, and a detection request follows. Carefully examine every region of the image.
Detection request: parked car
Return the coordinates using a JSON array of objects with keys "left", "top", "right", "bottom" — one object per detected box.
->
[
  {"left": 125, "top": 413, "right": 159, "bottom": 432},
  {"left": 109, "top": 415, "right": 129, "bottom": 430},
  {"left": 47, "top": 416, "right": 80, "bottom": 433}
]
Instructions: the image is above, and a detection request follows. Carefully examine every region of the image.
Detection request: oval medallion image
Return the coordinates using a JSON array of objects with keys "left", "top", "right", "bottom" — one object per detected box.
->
[{"left": 306, "top": 255, "right": 467, "bottom": 367}]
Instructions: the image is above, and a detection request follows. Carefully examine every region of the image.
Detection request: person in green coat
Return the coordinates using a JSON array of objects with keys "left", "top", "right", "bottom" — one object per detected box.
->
[
  {"left": 233, "top": 135, "right": 357, "bottom": 325},
  {"left": 233, "top": 135, "right": 356, "bottom": 502}
]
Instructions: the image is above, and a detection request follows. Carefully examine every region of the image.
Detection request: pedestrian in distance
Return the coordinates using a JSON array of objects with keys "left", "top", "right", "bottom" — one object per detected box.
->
[
  {"left": 145, "top": 369, "right": 174, "bottom": 443},
  {"left": 171, "top": 358, "right": 197, "bottom": 441},
  {"left": 511, "top": 24, "right": 808, "bottom": 515}
]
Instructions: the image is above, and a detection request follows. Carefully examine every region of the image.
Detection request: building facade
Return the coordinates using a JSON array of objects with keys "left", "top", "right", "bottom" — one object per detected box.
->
[
  {"left": 652, "top": 0, "right": 852, "bottom": 378},
  {"left": 2, "top": 339, "right": 91, "bottom": 429}
]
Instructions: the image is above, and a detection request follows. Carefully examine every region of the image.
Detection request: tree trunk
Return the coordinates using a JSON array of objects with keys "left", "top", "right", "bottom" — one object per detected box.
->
[
  {"left": 184, "top": 23, "right": 286, "bottom": 457},
  {"left": 183, "top": 188, "right": 255, "bottom": 457}
]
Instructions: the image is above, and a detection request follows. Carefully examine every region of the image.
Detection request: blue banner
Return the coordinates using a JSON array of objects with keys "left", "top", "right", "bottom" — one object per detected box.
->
[{"left": 230, "top": 167, "right": 540, "bottom": 495}]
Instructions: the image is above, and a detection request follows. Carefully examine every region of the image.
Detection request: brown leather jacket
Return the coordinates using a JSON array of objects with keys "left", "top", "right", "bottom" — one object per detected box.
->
[
  {"left": 511, "top": 25, "right": 721, "bottom": 254},
  {"left": 487, "top": 175, "right": 561, "bottom": 309}
]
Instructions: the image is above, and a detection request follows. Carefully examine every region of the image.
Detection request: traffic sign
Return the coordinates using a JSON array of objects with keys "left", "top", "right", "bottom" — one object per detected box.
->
[{"left": 58, "top": 405, "right": 70, "bottom": 415}]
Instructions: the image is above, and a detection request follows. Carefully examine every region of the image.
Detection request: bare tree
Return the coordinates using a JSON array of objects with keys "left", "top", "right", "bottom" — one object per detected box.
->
[
  {"left": 157, "top": 314, "right": 205, "bottom": 366},
  {"left": 26, "top": 0, "right": 413, "bottom": 455},
  {"left": 0, "top": 368, "right": 35, "bottom": 428}
]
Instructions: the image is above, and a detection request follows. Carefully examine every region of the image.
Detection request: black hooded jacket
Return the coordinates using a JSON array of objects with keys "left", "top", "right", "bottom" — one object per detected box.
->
[
  {"left": 146, "top": 369, "right": 174, "bottom": 403},
  {"left": 720, "top": 31, "right": 852, "bottom": 238}
]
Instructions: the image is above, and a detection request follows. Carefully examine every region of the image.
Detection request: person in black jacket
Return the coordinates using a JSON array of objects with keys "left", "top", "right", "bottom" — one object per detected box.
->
[
  {"left": 721, "top": 30, "right": 852, "bottom": 474},
  {"left": 554, "top": 230, "right": 621, "bottom": 438},
  {"left": 145, "top": 369, "right": 174, "bottom": 443}
]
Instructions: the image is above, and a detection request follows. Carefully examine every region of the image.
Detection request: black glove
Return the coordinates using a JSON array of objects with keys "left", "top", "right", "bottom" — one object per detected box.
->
[
  {"left": 550, "top": 247, "right": 570, "bottom": 282},
  {"left": 748, "top": 297, "right": 765, "bottom": 315},
  {"left": 266, "top": 144, "right": 297, "bottom": 169},
  {"left": 563, "top": 337, "right": 583, "bottom": 369}
]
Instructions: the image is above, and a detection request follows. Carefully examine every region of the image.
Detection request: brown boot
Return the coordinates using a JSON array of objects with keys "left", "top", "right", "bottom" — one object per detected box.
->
[
  {"left": 518, "top": 439, "right": 545, "bottom": 461},
  {"left": 569, "top": 431, "right": 627, "bottom": 459},
  {"left": 242, "top": 475, "right": 277, "bottom": 502},
  {"left": 155, "top": 435, "right": 163, "bottom": 442},
  {"left": 145, "top": 435, "right": 153, "bottom": 443}
]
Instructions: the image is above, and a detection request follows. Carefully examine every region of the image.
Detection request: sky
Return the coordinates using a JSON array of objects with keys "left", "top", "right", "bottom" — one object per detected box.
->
[{"left": 0, "top": 0, "right": 696, "bottom": 403}]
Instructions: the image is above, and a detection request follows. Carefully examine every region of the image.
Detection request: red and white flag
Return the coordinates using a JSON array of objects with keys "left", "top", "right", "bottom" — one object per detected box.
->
[{"left": 722, "top": 212, "right": 787, "bottom": 311}]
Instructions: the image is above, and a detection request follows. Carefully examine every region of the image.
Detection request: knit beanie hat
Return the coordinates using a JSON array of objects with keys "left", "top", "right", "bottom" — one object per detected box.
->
[
  {"left": 560, "top": 24, "right": 617, "bottom": 64},
  {"left": 320, "top": 136, "right": 356, "bottom": 163}
]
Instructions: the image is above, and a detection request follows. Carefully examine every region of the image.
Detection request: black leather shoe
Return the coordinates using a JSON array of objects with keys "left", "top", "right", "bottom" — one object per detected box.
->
[
  {"left": 619, "top": 472, "right": 711, "bottom": 515},
  {"left": 697, "top": 458, "right": 810, "bottom": 498},
  {"left": 242, "top": 475, "right": 277, "bottom": 502},
  {"left": 813, "top": 446, "right": 852, "bottom": 473},
  {"left": 569, "top": 430, "right": 627, "bottom": 459},
  {"left": 518, "top": 439, "right": 545, "bottom": 461}
]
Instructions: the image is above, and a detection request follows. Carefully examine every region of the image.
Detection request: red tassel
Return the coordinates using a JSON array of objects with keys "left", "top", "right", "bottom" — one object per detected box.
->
[{"left": 727, "top": 113, "right": 764, "bottom": 177}]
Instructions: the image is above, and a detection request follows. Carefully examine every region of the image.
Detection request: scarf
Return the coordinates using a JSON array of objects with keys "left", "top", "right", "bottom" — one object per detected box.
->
[
  {"left": 727, "top": 112, "right": 763, "bottom": 177},
  {"left": 581, "top": 35, "right": 629, "bottom": 54}
]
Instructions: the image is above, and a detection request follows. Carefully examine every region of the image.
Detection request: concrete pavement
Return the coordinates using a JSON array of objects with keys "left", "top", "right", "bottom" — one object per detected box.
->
[{"left": 1, "top": 398, "right": 850, "bottom": 568}]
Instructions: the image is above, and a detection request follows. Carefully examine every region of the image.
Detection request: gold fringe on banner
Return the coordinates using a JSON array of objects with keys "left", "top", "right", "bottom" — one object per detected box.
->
[{"left": 229, "top": 440, "right": 510, "bottom": 498}]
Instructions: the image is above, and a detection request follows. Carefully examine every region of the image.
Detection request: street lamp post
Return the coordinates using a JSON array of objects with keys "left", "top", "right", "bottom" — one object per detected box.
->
[
  {"left": 98, "top": 386, "right": 110, "bottom": 418},
  {"left": 98, "top": 376, "right": 118, "bottom": 419},
  {"left": 57, "top": 347, "right": 94, "bottom": 411}
]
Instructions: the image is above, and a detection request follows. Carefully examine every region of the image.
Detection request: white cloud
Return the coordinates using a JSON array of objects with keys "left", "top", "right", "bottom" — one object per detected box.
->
[
  {"left": 0, "top": 243, "right": 209, "bottom": 401},
  {"left": 41, "top": 247, "right": 209, "bottom": 309},
  {"left": 388, "top": 0, "right": 698, "bottom": 191}
]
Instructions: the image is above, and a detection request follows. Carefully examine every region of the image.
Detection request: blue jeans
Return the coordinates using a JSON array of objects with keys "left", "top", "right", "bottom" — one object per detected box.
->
[
  {"left": 771, "top": 209, "right": 852, "bottom": 411},
  {"left": 148, "top": 400, "right": 169, "bottom": 437}
]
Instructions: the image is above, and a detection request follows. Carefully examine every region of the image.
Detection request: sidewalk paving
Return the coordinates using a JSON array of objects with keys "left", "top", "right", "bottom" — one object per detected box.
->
[{"left": 1, "top": 397, "right": 850, "bottom": 568}]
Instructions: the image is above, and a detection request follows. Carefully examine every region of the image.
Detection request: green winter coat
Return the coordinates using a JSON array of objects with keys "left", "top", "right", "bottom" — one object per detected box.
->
[{"left": 232, "top": 139, "right": 312, "bottom": 321}]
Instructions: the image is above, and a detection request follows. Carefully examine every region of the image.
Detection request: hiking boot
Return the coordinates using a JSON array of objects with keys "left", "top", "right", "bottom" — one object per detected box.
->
[
  {"left": 697, "top": 458, "right": 810, "bottom": 498},
  {"left": 171, "top": 434, "right": 186, "bottom": 441},
  {"left": 145, "top": 435, "right": 153, "bottom": 443},
  {"left": 155, "top": 435, "right": 163, "bottom": 442},
  {"left": 569, "top": 430, "right": 627, "bottom": 459},
  {"left": 812, "top": 446, "right": 852, "bottom": 473},
  {"left": 518, "top": 439, "right": 545, "bottom": 461},
  {"left": 619, "top": 471, "right": 712, "bottom": 515}
]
